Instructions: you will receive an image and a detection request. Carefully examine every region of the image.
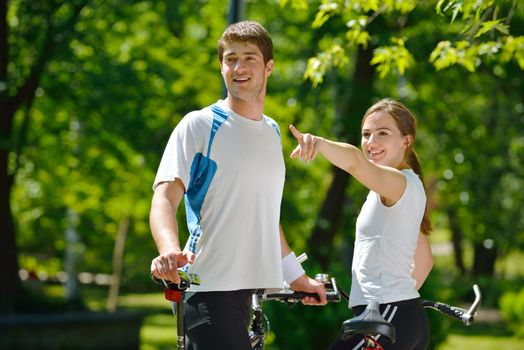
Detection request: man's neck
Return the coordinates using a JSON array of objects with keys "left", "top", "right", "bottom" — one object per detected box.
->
[{"left": 225, "top": 96, "right": 265, "bottom": 121}]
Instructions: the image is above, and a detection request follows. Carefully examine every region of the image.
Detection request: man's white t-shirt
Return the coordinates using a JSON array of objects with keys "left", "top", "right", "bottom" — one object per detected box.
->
[
  {"left": 153, "top": 100, "right": 285, "bottom": 292},
  {"left": 350, "top": 169, "right": 426, "bottom": 306}
]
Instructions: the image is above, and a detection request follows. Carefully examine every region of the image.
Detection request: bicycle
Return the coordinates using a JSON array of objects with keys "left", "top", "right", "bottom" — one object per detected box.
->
[
  {"left": 153, "top": 264, "right": 481, "bottom": 350},
  {"left": 340, "top": 284, "right": 482, "bottom": 350}
]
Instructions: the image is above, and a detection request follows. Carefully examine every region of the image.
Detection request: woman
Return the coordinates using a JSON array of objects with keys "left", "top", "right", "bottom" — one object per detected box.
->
[{"left": 290, "top": 98, "right": 433, "bottom": 350}]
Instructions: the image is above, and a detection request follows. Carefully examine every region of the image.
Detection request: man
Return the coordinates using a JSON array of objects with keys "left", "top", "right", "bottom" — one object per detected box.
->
[{"left": 150, "top": 21, "right": 326, "bottom": 349}]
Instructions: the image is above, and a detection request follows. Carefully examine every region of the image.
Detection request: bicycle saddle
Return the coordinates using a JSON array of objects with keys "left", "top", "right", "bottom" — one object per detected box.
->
[{"left": 341, "top": 301, "right": 396, "bottom": 343}]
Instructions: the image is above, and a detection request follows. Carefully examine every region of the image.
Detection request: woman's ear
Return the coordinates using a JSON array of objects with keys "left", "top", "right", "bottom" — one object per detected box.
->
[{"left": 404, "top": 135, "right": 414, "bottom": 149}]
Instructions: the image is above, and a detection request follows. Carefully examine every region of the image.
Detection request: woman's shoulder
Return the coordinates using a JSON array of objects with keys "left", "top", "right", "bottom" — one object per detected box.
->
[
  {"left": 401, "top": 168, "right": 425, "bottom": 197},
  {"left": 401, "top": 168, "right": 421, "bottom": 182}
]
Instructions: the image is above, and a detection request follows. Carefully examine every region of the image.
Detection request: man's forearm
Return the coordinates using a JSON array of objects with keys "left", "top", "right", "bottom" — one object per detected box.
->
[
  {"left": 150, "top": 181, "right": 185, "bottom": 254},
  {"left": 150, "top": 197, "right": 181, "bottom": 254}
]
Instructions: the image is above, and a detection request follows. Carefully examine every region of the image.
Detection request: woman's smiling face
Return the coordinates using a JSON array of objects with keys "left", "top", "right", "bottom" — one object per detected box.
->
[{"left": 361, "top": 111, "right": 412, "bottom": 169}]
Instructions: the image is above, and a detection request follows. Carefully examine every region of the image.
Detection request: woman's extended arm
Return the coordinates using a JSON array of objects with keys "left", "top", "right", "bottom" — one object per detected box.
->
[{"left": 289, "top": 125, "right": 407, "bottom": 206}]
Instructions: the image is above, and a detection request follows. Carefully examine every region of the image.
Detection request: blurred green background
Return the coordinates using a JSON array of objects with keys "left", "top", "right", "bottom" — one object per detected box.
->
[{"left": 1, "top": 0, "right": 523, "bottom": 349}]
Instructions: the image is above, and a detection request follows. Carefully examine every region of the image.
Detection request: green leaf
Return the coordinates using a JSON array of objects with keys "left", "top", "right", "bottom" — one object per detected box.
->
[{"left": 474, "top": 19, "right": 508, "bottom": 38}]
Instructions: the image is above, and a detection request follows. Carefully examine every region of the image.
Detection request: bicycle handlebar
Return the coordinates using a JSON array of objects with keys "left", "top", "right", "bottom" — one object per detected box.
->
[
  {"left": 421, "top": 284, "right": 482, "bottom": 325},
  {"left": 258, "top": 290, "right": 341, "bottom": 303},
  {"left": 151, "top": 270, "right": 201, "bottom": 290},
  {"left": 256, "top": 276, "right": 343, "bottom": 304},
  {"left": 151, "top": 270, "right": 201, "bottom": 302}
]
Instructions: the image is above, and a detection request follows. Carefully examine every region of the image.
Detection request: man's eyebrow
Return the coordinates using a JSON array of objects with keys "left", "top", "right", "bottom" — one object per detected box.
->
[{"left": 224, "top": 50, "right": 260, "bottom": 57}]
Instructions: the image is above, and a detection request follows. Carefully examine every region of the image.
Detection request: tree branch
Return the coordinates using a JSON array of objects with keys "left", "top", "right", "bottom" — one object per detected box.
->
[{"left": 11, "top": 1, "right": 90, "bottom": 111}]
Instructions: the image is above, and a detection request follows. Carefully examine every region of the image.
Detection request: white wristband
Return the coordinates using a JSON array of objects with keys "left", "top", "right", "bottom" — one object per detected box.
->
[{"left": 282, "top": 252, "right": 305, "bottom": 284}]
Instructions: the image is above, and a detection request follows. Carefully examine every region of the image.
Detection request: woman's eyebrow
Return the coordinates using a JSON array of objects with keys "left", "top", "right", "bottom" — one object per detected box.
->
[{"left": 362, "top": 127, "right": 394, "bottom": 132}]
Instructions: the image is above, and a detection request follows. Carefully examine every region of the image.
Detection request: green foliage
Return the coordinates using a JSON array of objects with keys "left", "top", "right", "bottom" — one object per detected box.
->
[
  {"left": 371, "top": 37, "right": 414, "bottom": 77},
  {"left": 499, "top": 288, "right": 524, "bottom": 337},
  {"left": 9, "top": 0, "right": 226, "bottom": 292},
  {"left": 501, "top": 35, "right": 524, "bottom": 68},
  {"left": 288, "top": 0, "right": 524, "bottom": 84},
  {"left": 303, "top": 44, "right": 349, "bottom": 86}
]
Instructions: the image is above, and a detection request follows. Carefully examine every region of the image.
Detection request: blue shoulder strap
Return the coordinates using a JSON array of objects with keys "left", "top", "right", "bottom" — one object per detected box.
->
[
  {"left": 208, "top": 104, "right": 229, "bottom": 156},
  {"left": 264, "top": 116, "right": 281, "bottom": 137},
  {"left": 183, "top": 103, "right": 228, "bottom": 259}
]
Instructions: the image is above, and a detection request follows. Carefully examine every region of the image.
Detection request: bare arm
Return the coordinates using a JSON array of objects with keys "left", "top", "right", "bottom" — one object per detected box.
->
[
  {"left": 279, "top": 225, "right": 327, "bottom": 305},
  {"left": 279, "top": 224, "right": 292, "bottom": 258},
  {"left": 150, "top": 179, "right": 195, "bottom": 283},
  {"left": 289, "top": 125, "right": 407, "bottom": 205},
  {"left": 412, "top": 233, "right": 433, "bottom": 290}
]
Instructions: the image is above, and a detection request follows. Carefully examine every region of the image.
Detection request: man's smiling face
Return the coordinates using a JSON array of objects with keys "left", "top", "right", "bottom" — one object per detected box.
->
[{"left": 220, "top": 41, "right": 273, "bottom": 103}]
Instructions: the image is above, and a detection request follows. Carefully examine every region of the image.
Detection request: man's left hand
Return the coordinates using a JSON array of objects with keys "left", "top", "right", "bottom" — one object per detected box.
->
[{"left": 290, "top": 275, "right": 328, "bottom": 306}]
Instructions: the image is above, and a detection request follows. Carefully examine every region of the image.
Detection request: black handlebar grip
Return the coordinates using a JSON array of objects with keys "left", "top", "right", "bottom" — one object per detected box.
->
[
  {"left": 292, "top": 292, "right": 321, "bottom": 301},
  {"left": 151, "top": 275, "right": 185, "bottom": 291},
  {"left": 291, "top": 291, "right": 340, "bottom": 302},
  {"left": 436, "top": 302, "right": 465, "bottom": 320}
]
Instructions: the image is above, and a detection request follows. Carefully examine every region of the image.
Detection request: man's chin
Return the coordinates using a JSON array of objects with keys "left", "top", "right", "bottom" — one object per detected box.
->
[{"left": 230, "top": 92, "right": 261, "bottom": 103}]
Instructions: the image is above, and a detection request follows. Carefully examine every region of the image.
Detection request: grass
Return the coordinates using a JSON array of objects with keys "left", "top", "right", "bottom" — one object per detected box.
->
[
  {"left": 80, "top": 287, "right": 178, "bottom": 349},
  {"left": 440, "top": 334, "right": 524, "bottom": 350},
  {"left": 113, "top": 292, "right": 179, "bottom": 350},
  {"left": 117, "top": 293, "right": 179, "bottom": 350},
  {"left": 140, "top": 314, "right": 178, "bottom": 350},
  {"left": 438, "top": 321, "right": 524, "bottom": 350}
]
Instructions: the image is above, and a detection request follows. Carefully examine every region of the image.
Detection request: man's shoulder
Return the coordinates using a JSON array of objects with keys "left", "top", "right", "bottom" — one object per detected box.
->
[
  {"left": 263, "top": 114, "right": 281, "bottom": 136},
  {"left": 185, "top": 105, "right": 214, "bottom": 120},
  {"left": 178, "top": 106, "right": 214, "bottom": 129}
]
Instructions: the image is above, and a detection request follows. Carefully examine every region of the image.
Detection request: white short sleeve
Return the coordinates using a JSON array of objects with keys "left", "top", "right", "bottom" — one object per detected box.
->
[{"left": 153, "top": 110, "right": 211, "bottom": 191}]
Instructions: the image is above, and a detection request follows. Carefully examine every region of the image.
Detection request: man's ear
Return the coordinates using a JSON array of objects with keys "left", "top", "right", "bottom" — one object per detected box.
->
[{"left": 265, "top": 59, "right": 274, "bottom": 77}]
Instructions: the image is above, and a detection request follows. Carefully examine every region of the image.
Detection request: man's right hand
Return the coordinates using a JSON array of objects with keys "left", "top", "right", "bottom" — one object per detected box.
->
[{"left": 151, "top": 249, "right": 195, "bottom": 285}]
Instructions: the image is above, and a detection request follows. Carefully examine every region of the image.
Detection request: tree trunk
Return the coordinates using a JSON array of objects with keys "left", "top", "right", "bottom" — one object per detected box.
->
[
  {"left": 0, "top": 0, "right": 20, "bottom": 313},
  {"left": 308, "top": 167, "right": 351, "bottom": 268},
  {"left": 64, "top": 209, "right": 84, "bottom": 303},
  {"left": 308, "top": 44, "right": 376, "bottom": 269},
  {"left": 0, "top": 147, "right": 19, "bottom": 314},
  {"left": 107, "top": 215, "right": 130, "bottom": 312},
  {"left": 446, "top": 208, "right": 466, "bottom": 275},
  {"left": 472, "top": 242, "right": 497, "bottom": 277}
]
